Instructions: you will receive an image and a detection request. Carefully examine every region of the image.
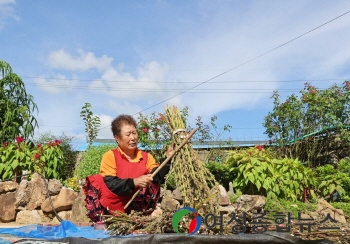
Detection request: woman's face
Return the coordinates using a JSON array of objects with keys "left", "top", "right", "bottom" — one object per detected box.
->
[{"left": 115, "top": 124, "right": 138, "bottom": 152}]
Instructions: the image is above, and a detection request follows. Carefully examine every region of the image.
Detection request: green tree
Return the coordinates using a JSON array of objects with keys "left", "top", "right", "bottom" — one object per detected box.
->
[
  {"left": 0, "top": 60, "right": 38, "bottom": 143},
  {"left": 80, "top": 102, "right": 101, "bottom": 147},
  {"left": 264, "top": 81, "right": 350, "bottom": 166}
]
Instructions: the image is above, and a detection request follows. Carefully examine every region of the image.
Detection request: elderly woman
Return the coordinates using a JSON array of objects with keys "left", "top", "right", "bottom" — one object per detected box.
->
[{"left": 84, "top": 114, "right": 172, "bottom": 222}]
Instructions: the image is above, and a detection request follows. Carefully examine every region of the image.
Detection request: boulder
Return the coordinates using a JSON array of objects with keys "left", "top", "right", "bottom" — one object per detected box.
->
[
  {"left": 218, "top": 185, "right": 231, "bottom": 206},
  {"left": 16, "top": 210, "right": 42, "bottom": 224},
  {"left": 0, "top": 192, "right": 16, "bottom": 222},
  {"left": 0, "top": 181, "right": 18, "bottom": 194},
  {"left": 151, "top": 203, "right": 163, "bottom": 218},
  {"left": 48, "top": 179, "right": 63, "bottom": 196},
  {"left": 161, "top": 197, "right": 180, "bottom": 212},
  {"left": 71, "top": 189, "right": 91, "bottom": 223},
  {"left": 219, "top": 205, "right": 236, "bottom": 214},
  {"left": 317, "top": 199, "right": 347, "bottom": 223},
  {"left": 38, "top": 209, "right": 54, "bottom": 223},
  {"left": 172, "top": 188, "right": 183, "bottom": 202},
  {"left": 14, "top": 180, "right": 30, "bottom": 208},
  {"left": 162, "top": 189, "right": 173, "bottom": 198},
  {"left": 41, "top": 187, "right": 78, "bottom": 213},
  {"left": 52, "top": 211, "right": 72, "bottom": 224},
  {"left": 26, "top": 173, "right": 48, "bottom": 210},
  {"left": 227, "top": 182, "right": 235, "bottom": 198},
  {"left": 235, "top": 195, "right": 266, "bottom": 212}
]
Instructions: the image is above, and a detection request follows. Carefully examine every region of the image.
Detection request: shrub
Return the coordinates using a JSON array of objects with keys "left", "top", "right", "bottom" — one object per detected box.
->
[
  {"left": 205, "top": 161, "right": 235, "bottom": 190},
  {"left": 315, "top": 161, "right": 350, "bottom": 201},
  {"left": 338, "top": 158, "right": 350, "bottom": 197},
  {"left": 226, "top": 146, "right": 317, "bottom": 201},
  {"left": 76, "top": 144, "right": 116, "bottom": 180},
  {"left": 34, "top": 132, "right": 77, "bottom": 180},
  {"left": 0, "top": 136, "right": 64, "bottom": 181}
]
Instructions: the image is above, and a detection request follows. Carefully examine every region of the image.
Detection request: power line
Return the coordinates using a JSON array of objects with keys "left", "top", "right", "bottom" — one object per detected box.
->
[
  {"left": 19, "top": 64, "right": 350, "bottom": 78},
  {"left": 136, "top": 9, "right": 350, "bottom": 114},
  {"left": 23, "top": 77, "right": 348, "bottom": 84},
  {"left": 71, "top": 9, "right": 350, "bottom": 142},
  {"left": 23, "top": 83, "right": 337, "bottom": 93}
]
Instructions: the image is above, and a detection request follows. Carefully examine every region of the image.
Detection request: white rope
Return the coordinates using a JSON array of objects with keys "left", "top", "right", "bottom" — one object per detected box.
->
[{"left": 172, "top": 128, "right": 187, "bottom": 139}]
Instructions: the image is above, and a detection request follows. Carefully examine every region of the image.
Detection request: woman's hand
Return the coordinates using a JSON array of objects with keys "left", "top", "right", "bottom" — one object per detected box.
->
[
  {"left": 133, "top": 174, "right": 153, "bottom": 188},
  {"left": 166, "top": 144, "right": 175, "bottom": 158}
]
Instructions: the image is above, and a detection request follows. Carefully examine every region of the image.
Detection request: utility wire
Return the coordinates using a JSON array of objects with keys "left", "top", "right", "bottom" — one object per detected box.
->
[
  {"left": 20, "top": 64, "right": 350, "bottom": 81},
  {"left": 67, "top": 9, "right": 350, "bottom": 142},
  {"left": 136, "top": 10, "right": 350, "bottom": 115},
  {"left": 24, "top": 78, "right": 348, "bottom": 84},
  {"left": 23, "top": 85, "right": 337, "bottom": 93}
]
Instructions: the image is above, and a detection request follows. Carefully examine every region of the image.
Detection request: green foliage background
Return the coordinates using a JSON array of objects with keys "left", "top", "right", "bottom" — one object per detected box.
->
[
  {"left": 34, "top": 131, "right": 77, "bottom": 180},
  {"left": 264, "top": 81, "right": 350, "bottom": 167},
  {"left": 76, "top": 144, "right": 116, "bottom": 180}
]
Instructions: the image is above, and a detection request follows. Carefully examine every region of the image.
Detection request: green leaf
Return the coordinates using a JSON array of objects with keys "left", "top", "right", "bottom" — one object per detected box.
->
[
  {"left": 247, "top": 173, "right": 255, "bottom": 183},
  {"left": 256, "top": 180, "right": 262, "bottom": 191},
  {"left": 282, "top": 165, "right": 288, "bottom": 172},
  {"left": 11, "top": 159, "right": 19, "bottom": 169},
  {"left": 293, "top": 181, "right": 300, "bottom": 190}
]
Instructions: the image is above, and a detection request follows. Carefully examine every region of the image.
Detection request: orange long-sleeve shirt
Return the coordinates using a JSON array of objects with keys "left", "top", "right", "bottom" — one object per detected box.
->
[{"left": 100, "top": 147, "right": 159, "bottom": 177}]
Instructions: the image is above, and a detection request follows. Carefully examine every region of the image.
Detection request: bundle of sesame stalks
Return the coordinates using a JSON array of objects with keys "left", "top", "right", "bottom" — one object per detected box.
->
[
  {"left": 106, "top": 210, "right": 175, "bottom": 235},
  {"left": 162, "top": 105, "right": 220, "bottom": 215},
  {"left": 106, "top": 209, "right": 225, "bottom": 236}
]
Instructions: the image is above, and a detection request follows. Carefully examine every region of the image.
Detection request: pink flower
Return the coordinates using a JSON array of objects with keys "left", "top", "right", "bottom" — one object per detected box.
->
[
  {"left": 142, "top": 128, "right": 149, "bottom": 133},
  {"left": 3, "top": 142, "right": 8, "bottom": 148},
  {"left": 16, "top": 136, "right": 24, "bottom": 143},
  {"left": 54, "top": 139, "right": 62, "bottom": 145}
]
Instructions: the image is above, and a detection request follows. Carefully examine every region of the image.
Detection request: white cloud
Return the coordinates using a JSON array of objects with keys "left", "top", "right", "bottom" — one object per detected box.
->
[
  {"left": 97, "top": 60, "right": 173, "bottom": 101},
  {"left": 156, "top": 1, "right": 350, "bottom": 120},
  {"left": 31, "top": 1, "right": 350, "bottom": 140},
  {"left": 96, "top": 114, "right": 114, "bottom": 139},
  {"left": 96, "top": 110, "right": 140, "bottom": 139},
  {"left": 47, "top": 49, "right": 114, "bottom": 72},
  {"left": 105, "top": 101, "right": 143, "bottom": 117},
  {"left": 0, "top": 0, "right": 18, "bottom": 29},
  {"left": 46, "top": 49, "right": 176, "bottom": 102}
]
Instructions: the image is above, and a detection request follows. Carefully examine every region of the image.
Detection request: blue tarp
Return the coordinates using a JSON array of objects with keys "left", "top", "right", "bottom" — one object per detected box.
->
[
  {"left": 0, "top": 221, "right": 338, "bottom": 243},
  {"left": 0, "top": 220, "right": 115, "bottom": 240}
]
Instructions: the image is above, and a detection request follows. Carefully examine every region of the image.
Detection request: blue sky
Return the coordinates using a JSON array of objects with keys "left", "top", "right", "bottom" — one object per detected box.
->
[{"left": 1, "top": 0, "right": 350, "bottom": 149}]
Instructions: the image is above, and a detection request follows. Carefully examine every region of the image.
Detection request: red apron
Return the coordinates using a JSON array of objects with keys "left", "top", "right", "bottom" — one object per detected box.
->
[{"left": 85, "top": 149, "right": 149, "bottom": 213}]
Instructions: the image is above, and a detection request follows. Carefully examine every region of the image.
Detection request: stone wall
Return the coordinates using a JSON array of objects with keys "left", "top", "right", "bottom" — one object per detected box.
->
[{"left": 0, "top": 173, "right": 90, "bottom": 224}]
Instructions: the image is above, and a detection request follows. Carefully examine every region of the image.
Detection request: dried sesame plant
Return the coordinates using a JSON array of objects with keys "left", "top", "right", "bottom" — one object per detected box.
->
[{"left": 162, "top": 105, "right": 220, "bottom": 215}]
